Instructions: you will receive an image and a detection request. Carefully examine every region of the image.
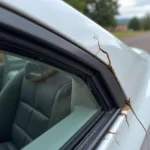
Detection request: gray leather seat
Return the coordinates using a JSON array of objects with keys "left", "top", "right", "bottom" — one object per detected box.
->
[
  {"left": 0, "top": 62, "right": 72, "bottom": 150},
  {"left": 0, "top": 142, "right": 17, "bottom": 150}
]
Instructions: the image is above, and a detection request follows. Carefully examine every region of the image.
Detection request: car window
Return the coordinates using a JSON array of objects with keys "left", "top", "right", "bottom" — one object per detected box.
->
[
  {"left": 5, "top": 55, "right": 24, "bottom": 61},
  {"left": 0, "top": 50, "right": 100, "bottom": 150},
  {"left": 0, "top": 52, "right": 26, "bottom": 88}
]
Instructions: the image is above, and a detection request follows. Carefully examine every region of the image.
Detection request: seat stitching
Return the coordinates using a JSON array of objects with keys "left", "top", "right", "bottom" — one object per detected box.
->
[
  {"left": 5, "top": 142, "right": 16, "bottom": 150},
  {"left": 27, "top": 83, "right": 37, "bottom": 135},
  {"left": 21, "top": 101, "right": 49, "bottom": 119},
  {"left": 13, "top": 123, "right": 33, "bottom": 140},
  {"left": 27, "top": 109, "right": 33, "bottom": 137}
]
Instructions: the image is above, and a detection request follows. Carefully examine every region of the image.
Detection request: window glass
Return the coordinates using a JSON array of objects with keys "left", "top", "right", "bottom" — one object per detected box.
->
[
  {"left": 0, "top": 52, "right": 26, "bottom": 87},
  {"left": 0, "top": 50, "right": 100, "bottom": 150},
  {"left": 5, "top": 55, "right": 24, "bottom": 61}
]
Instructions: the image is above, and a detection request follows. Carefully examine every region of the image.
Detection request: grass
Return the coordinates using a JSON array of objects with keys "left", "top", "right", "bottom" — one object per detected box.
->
[{"left": 112, "top": 31, "right": 149, "bottom": 39}]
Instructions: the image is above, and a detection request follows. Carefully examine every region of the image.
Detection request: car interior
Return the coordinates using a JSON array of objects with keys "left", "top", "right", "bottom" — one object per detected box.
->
[
  {"left": 0, "top": 54, "right": 26, "bottom": 91},
  {"left": 0, "top": 52, "right": 98, "bottom": 150}
]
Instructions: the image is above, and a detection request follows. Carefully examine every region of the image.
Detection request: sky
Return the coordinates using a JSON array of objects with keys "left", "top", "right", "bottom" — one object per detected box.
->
[{"left": 117, "top": 0, "right": 150, "bottom": 19}]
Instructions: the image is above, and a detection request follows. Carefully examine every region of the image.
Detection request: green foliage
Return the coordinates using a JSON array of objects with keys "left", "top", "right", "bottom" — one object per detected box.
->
[
  {"left": 64, "top": 0, "right": 119, "bottom": 28},
  {"left": 128, "top": 17, "right": 141, "bottom": 31},
  {"left": 140, "top": 20, "right": 144, "bottom": 30},
  {"left": 64, "top": 0, "right": 87, "bottom": 13},
  {"left": 143, "top": 14, "right": 150, "bottom": 30}
]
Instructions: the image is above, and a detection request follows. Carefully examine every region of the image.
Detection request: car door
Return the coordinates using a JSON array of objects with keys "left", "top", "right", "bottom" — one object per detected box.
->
[
  {"left": 0, "top": 5, "right": 126, "bottom": 150},
  {"left": 0, "top": 2, "right": 149, "bottom": 150}
]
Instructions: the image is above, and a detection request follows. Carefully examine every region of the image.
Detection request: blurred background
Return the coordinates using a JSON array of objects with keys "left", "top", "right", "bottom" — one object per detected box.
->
[{"left": 64, "top": 0, "right": 150, "bottom": 52}]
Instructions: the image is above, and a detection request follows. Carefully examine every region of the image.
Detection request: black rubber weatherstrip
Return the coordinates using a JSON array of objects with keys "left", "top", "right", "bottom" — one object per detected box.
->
[
  {"left": 76, "top": 109, "right": 120, "bottom": 150},
  {"left": 60, "top": 110, "right": 105, "bottom": 150}
]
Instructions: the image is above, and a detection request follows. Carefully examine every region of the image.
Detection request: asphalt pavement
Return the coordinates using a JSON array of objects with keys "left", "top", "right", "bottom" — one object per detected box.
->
[{"left": 122, "top": 32, "right": 150, "bottom": 52}]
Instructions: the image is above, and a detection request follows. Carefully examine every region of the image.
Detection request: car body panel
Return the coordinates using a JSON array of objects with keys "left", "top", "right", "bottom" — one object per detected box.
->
[
  {"left": 97, "top": 56, "right": 150, "bottom": 149},
  {"left": 1, "top": 0, "right": 150, "bottom": 150}
]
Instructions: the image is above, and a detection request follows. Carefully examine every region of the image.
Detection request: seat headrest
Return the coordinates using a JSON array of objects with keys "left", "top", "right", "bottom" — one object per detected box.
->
[{"left": 25, "top": 62, "right": 56, "bottom": 82}]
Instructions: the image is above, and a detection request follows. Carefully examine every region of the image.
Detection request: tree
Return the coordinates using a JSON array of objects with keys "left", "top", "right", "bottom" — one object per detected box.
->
[
  {"left": 128, "top": 17, "right": 141, "bottom": 31},
  {"left": 143, "top": 14, "right": 150, "bottom": 30},
  {"left": 64, "top": 0, "right": 119, "bottom": 28},
  {"left": 64, "top": 0, "right": 87, "bottom": 13},
  {"left": 86, "top": 0, "right": 119, "bottom": 27},
  {"left": 140, "top": 20, "right": 144, "bottom": 30}
]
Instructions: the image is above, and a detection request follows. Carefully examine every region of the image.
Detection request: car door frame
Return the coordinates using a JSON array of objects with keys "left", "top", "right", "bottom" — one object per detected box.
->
[{"left": 0, "top": 6, "right": 127, "bottom": 149}]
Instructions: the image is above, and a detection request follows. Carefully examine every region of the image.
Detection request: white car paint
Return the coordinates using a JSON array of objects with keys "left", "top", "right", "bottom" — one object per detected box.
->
[{"left": 1, "top": 0, "right": 150, "bottom": 149}]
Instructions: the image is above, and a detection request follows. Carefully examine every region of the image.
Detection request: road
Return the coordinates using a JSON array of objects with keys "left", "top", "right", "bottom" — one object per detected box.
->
[{"left": 122, "top": 32, "right": 150, "bottom": 52}]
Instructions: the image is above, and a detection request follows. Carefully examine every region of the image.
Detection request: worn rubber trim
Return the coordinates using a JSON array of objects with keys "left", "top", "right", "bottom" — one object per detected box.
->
[
  {"left": 75, "top": 109, "right": 120, "bottom": 150},
  {"left": 60, "top": 110, "right": 105, "bottom": 150},
  {"left": 0, "top": 7, "right": 126, "bottom": 108}
]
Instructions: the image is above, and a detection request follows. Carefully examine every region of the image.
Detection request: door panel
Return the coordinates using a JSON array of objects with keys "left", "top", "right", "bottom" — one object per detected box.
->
[
  {"left": 96, "top": 60, "right": 150, "bottom": 150},
  {"left": 141, "top": 125, "right": 150, "bottom": 150},
  {"left": 97, "top": 111, "right": 145, "bottom": 150}
]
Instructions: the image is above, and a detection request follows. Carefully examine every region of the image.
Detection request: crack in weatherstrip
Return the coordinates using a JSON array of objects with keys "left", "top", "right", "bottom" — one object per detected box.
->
[
  {"left": 94, "top": 35, "right": 150, "bottom": 149},
  {"left": 93, "top": 34, "right": 116, "bottom": 77}
]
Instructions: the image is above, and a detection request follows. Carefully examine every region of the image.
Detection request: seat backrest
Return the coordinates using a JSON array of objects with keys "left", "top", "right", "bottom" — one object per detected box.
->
[
  {"left": 0, "top": 70, "right": 24, "bottom": 142},
  {"left": 0, "top": 62, "right": 72, "bottom": 149}
]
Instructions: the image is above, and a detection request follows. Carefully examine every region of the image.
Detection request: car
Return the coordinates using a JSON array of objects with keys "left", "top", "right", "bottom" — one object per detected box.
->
[{"left": 0, "top": 0, "right": 150, "bottom": 150}]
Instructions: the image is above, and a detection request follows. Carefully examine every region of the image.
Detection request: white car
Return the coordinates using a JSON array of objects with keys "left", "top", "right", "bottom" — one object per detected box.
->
[{"left": 0, "top": 0, "right": 149, "bottom": 150}]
